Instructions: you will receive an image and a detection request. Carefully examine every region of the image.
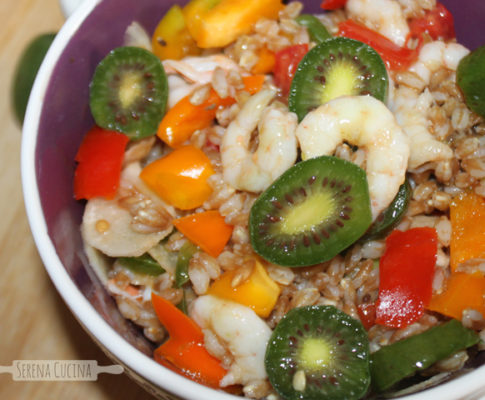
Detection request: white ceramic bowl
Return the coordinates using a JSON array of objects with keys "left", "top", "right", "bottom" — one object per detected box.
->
[{"left": 21, "top": 0, "right": 485, "bottom": 399}]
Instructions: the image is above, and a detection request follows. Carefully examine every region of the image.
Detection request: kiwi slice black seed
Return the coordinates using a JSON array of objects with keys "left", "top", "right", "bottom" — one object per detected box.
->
[
  {"left": 361, "top": 179, "right": 411, "bottom": 242},
  {"left": 89, "top": 46, "right": 168, "bottom": 140},
  {"left": 249, "top": 156, "right": 372, "bottom": 267},
  {"left": 289, "top": 37, "right": 388, "bottom": 121},
  {"left": 457, "top": 45, "right": 485, "bottom": 118},
  {"left": 265, "top": 305, "right": 370, "bottom": 400}
]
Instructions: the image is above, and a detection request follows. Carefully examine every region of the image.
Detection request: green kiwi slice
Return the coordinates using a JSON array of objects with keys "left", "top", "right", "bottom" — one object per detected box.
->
[
  {"left": 289, "top": 37, "right": 388, "bottom": 121},
  {"left": 249, "top": 156, "right": 372, "bottom": 267},
  {"left": 89, "top": 46, "right": 168, "bottom": 140},
  {"left": 265, "top": 305, "right": 370, "bottom": 400},
  {"left": 457, "top": 45, "right": 485, "bottom": 118}
]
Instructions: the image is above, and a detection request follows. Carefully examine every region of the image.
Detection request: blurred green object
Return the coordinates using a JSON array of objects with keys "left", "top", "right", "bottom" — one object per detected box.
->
[{"left": 12, "top": 33, "right": 56, "bottom": 125}]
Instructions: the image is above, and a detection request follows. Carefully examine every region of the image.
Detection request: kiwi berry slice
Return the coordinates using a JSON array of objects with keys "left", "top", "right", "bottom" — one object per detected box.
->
[
  {"left": 89, "top": 46, "right": 168, "bottom": 140},
  {"left": 289, "top": 37, "right": 388, "bottom": 121},
  {"left": 457, "top": 45, "right": 485, "bottom": 118},
  {"left": 265, "top": 305, "right": 370, "bottom": 400},
  {"left": 249, "top": 156, "right": 372, "bottom": 267}
]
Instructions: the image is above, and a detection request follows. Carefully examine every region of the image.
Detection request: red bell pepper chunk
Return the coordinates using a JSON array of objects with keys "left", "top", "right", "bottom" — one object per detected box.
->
[
  {"left": 338, "top": 19, "right": 421, "bottom": 71},
  {"left": 151, "top": 293, "right": 226, "bottom": 388},
  {"left": 273, "top": 44, "right": 309, "bottom": 96},
  {"left": 357, "top": 303, "right": 376, "bottom": 330},
  {"left": 74, "top": 126, "right": 129, "bottom": 200},
  {"left": 320, "top": 0, "right": 347, "bottom": 10},
  {"left": 408, "top": 2, "right": 455, "bottom": 42},
  {"left": 375, "top": 227, "right": 438, "bottom": 329}
]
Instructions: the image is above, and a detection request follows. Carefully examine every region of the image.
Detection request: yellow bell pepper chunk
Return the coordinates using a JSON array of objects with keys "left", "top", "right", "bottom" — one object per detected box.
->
[
  {"left": 184, "top": 0, "right": 284, "bottom": 48},
  {"left": 152, "top": 5, "right": 201, "bottom": 60},
  {"left": 207, "top": 259, "right": 280, "bottom": 317}
]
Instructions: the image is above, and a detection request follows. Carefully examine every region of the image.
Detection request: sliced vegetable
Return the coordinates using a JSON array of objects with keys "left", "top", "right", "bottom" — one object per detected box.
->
[
  {"left": 118, "top": 253, "right": 165, "bottom": 276},
  {"left": 408, "top": 2, "right": 455, "bottom": 42},
  {"left": 173, "top": 210, "right": 233, "bottom": 258},
  {"left": 265, "top": 305, "right": 370, "bottom": 400},
  {"left": 140, "top": 145, "right": 215, "bottom": 210},
  {"left": 74, "top": 126, "right": 129, "bottom": 200},
  {"left": 273, "top": 44, "right": 309, "bottom": 96},
  {"left": 457, "top": 45, "right": 485, "bottom": 119},
  {"left": 338, "top": 19, "right": 420, "bottom": 71},
  {"left": 449, "top": 191, "right": 485, "bottom": 271},
  {"left": 295, "top": 14, "right": 332, "bottom": 44},
  {"left": 151, "top": 292, "right": 226, "bottom": 387},
  {"left": 175, "top": 241, "right": 198, "bottom": 288},
  {"left": 152, "top": 5, "right": 201, "bottom": 61},
  {"left": 362, "top": 179, "right": 411, "bottom": 241},
  {"left": 12, "top": 32, "right": 56, "bottom": 124},
  {"left": 428, "top": 272, "right": 485, "bottom": 320},
  {"left": 207, "top": 259, "right": 280, "bottom": 317},
  {"left": 375, "top": 227, "right": 437, "bottom": 329},
  {"left": 320, "top": 0, "right": 347, "bottom": 10},
  {"left": 370, "top": 319, "right": 479, "bottom": 392},
  {"left": 184, "top": 0, "right": 283, "bottom": 48},
  {"left": 251, "top": 47, "right": 276, "bottom": 75},
  {"left": 157, "top": 75, "right": 265, "bottom": 148}
]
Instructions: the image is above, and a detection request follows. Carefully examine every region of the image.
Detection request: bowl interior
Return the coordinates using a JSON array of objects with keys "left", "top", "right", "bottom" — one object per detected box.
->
[{"left": 25, "top": 0, "right": 485, "bottom": 398}]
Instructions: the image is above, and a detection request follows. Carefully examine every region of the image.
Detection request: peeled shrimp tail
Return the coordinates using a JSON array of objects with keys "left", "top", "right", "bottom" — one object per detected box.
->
[
  {"left": 221, "top": 89, "right": 298, "bottom": 192},
  {"left": 295, "top": 95, "right": 409, "bottom": 220}
]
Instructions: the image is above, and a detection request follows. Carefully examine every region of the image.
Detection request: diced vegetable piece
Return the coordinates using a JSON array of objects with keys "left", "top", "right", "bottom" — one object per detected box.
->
[
  {"left": 362, "top": 179, "right": 411, "bottom": 241},
  {"left": 74, "top": 126, "right": 129, "bottom": 200},
  {"left": 338, "top": 19, "right": 420, "bottom": 71},
  {"left": 457, "top": 46, "right": 485, "bottom": 122},
  {"left": 320, "top": 0, "right": 347, "bottom": 10},
  {"left": 151, "top": 292, "right": 226, "bottom": 387},
  {"left": 157, "top": 75, "right": 264, "bottom": 148},
  {"left": 375, "top": 227, "right": 437, "bottom": 329},
  {"left": 428, "top": 272, "right": 485, "bottom": 320},
  {"left": 251, "top": 47, "right": 276, "bottom": 75},
  {"left": 408, "top": 2, "right": 455, "bottom": 42},
  {"left": 152, "top": 5, "right": 201, "bottom": 60},
  {"left": 370, "top": 319, "right": 479, "bottom": 392},
  {"left": 118, "top": 253, "right": 165, "bottom": 276},
  {"left": 175, "top": 241, "right": 198, "bottom": 288},
  {"left": 184, "top": 0, "right": 284, "bottom": 48},
  {"left": 450, "top": 191, "right": 485, "bottom": 271},
  {"left": 207, "top": 259, "right": 280, "bottom": 317},
  {"left": 157, "top": 89, "right": 233, "bottom": 148},
  {"left": 295, "top": 14, "right": 332, "bottom": 43},
  {"left": 357, "top": 303, "right": 376, "bottom": 330},
  {"left": 173, "top": 210, "right": 233, "bottom": 257},
  {"left": 140, "top": 145, "right": 215, "bottom": 210},
  {"left": 273, "top": 44, "right": 309, "bottom": 96}
]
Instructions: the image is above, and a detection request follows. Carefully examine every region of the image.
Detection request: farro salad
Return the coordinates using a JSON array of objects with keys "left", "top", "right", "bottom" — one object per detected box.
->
[{"left": 74, "top": 0, "right": 485, "bottom": 398}]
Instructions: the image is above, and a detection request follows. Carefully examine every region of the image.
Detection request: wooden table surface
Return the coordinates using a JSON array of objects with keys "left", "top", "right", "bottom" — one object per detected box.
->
[{"left": 0, "top": 0, "right": 155, "bottom": 398}]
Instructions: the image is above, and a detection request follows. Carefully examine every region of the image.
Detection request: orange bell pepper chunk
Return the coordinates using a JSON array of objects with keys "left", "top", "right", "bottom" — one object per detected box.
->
[
  {"left": 428, "top": 272, "right": 485, "bottom": 320},
  {"left": 173, "top": 210, "right": 233, "bottom": 258},
  {"left": 184, "top": 0, "right": 284, "bottom": 48},
  {"left": 158, "top": 75, "right": 265, "bottom": 148},
  {"left": 251, "top": 47, "right": 276, "bottom": 75},
  {"left": 450, "top": 191, "right": 485, "bottom": 271},
  {"left": 139, "top": 145, "right": 215, "bottom": 210},
  {"left": 151, "top": 293, "right": 226, "bottom": 388},
  {"left": 207, "top": 259, "right": 280, "bottom": 317}
]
